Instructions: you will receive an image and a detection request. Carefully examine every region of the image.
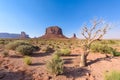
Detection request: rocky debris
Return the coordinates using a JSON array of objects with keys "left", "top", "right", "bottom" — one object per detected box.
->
[
  {"left": 40, "top": 26, "right": 68, "bottom": 39},
  {"left": 20, "top": 31, "right": 29, "bottom": 39}
]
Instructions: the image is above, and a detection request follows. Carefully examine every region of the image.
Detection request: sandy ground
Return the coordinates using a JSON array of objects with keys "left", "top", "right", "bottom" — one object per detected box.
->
[{"left": 0, "top": 49, "right": 120, "bottom": 80}]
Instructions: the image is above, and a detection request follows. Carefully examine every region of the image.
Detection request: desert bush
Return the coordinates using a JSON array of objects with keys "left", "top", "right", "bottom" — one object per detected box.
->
[
  {"left": 0, "top": 50, "right": 9, "bottom": 57},
  {"left": 16, "top": 45, "right": 35, "bottom": 55},
  {"left": 101, "top": 40, "right": 117, "bottom": 45},
  {"left": 5, "top": 40, "right": 29, "bottom": 50},
  {"left": 60, "top": 48, "right": 71, "bottom": 56},
  {"left": 32, "top": 46, "right": 40, "bottom": 51},
  {"left": 91, "top": 44, "right": 114, "bottom": 54},
  {"left": 46, "top": 54, "right": 64, "bottom": 75},
  {"left": 91, "top": 44, "right": 120, "bottom": 56},
  {"left": 0, "top": 39, "right": 5, "bottom": 44},
  {"left": 53, "top": 49, "right": 71, "bottom": 56},
  {"left": 5, "top": 40, "right": 39, "bottom": 55},
  {"left": 104, "top": 70, "right": 120, "bottom": 80},
  {"left": 41, "top": 46, "right": 54, "bottom": 53},
  {"left": 23, "top": 56, "right": 32, "bottom": 65},
  {"left": 53, "top": 50, "right": 62, "bottom": 57},
  {"left": 112, "top": 51, "right": 120, "bottom": 56}
]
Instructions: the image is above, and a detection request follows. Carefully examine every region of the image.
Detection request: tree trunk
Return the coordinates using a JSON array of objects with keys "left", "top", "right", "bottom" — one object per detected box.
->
[{"left": 80, "top": 53, "right": 87, "bottom": 67}]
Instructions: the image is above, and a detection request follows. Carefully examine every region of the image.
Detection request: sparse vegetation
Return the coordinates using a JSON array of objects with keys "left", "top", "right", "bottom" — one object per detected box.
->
[
  {"left": 5, "top": 40, "right": 39, "bottom": 56},
  {"left": 5, "top": 40, "right": 29, "bottom": 50},
  {"left": 41, "top": 46, "right": 54, "bottom": 53},
  {"left": 46, "top": 53, "right": 64, "bottom": 75},
  {"left": 104, "top": 71, "right": 120, "bottom": 80},
  {"left": 0, "top": 39, "right": 5, "bottom": 44},
  {"left": 16, "top": 45, "right": 35, "bottom": 55},
  {"left": 0, "top": 50, "right": 9, "bottom": 57},
  {"left": 91, "top": 43, "right": 120, "bottom": 56},
  {"left": 23, "top": 56, "right": 32, "bottom": 65},
  {"left": 91, "top": 44, "right": 114, "bottom": 54},
  {"left": 60, "top": 48, "right": 71, "bottom": 56}
]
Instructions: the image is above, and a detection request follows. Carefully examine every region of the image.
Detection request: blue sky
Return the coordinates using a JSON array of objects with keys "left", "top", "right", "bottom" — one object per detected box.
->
[{"left": 0, "top": 0, "right": 120, "bottom": 39}]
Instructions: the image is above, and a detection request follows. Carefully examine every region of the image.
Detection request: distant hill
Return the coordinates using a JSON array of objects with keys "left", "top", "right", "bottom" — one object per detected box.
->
[{"left": 0, "top": 32, "right": 29, "bottom": 39}]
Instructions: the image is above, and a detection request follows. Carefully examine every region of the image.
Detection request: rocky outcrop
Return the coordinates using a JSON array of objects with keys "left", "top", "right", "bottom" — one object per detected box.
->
[
  {"left": 20, "top": 32, "right": 29, "bottom": 39},
  {"left": 71, "top": 33, "right": 78, "bottom": 39},
  {"left": 40, "top": 26, "right": 68, "bottom": 39}
]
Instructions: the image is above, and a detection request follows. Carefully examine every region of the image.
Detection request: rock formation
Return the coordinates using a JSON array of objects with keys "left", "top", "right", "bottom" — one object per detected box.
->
[
  {"left": 20, "top": 31, "right": 29, "bottom": 39},
  {"left": 40, "top": 26, "right": 67, "bottom": 39},
  {"left": 71, "top": 33, "right": 78, "bottom": 39},
  {"left": 0, "top": 32, "right": 29, "bottom": 39}
]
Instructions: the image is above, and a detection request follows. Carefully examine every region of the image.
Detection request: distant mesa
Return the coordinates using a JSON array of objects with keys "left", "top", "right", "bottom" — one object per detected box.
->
[
  {"left": 0, "top": 31, "right": 29, "bottom": 39},
  {"left": 40, "top": 26, "right": 68, "bottom": 39}
]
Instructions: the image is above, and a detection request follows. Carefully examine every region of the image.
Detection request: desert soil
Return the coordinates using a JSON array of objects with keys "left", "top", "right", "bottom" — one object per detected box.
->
[{"left": 0, "top": 49, "right": 120, "bottom": 80}]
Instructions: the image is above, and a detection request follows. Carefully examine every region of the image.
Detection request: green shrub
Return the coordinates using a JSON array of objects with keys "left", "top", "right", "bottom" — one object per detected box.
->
[
  {"left": 5, "top": 40, "right": 29, "bottom": 50},
  {"left": 91, "top": 44, "right": 114, "bottom": 54},
  {"left": 91, "top": 44, "right": 120, "bottom": 56},
  {"left": 0, "top": 50, "right": 9, "bottom": 57},
  {"left": 32, "top": 46, "right": 40, "bottom": 51},
  {"left": 0, "top": 40, "right": 5, "bottom": 44},
  {"left": 101, "top": 40, "right": 117, "bottom": 45},
  {"left": 16, "top": 45, "right": 35, "bottom": 55},
  {"left": 112, "top": 51, "right": 120, "bottom": 56},
  {"left": 23, "top": 56, "right": 32, "bottom": 65},
  {"left": 60, "top": 49, "right": 71, "bottom": 56},
  {"left": 53, "top": 50, "right": 62, "bottom": 57},
  {"left": 104, "top": 71, "right": 120, "bottom": 80},
  {"left": 5, "top": 40, "right": 39, "bottom": 56},
  {"left": 41, "top": 46, "right": 54, "bottom": 53},
  {"left": 53, "top": 49, "right": 71, "bottom": 56},
  {"left": 46, "top": 54, "right": 64, "bottom": 75}
]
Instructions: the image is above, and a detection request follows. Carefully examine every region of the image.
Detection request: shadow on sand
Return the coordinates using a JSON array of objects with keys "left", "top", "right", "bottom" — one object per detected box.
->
[
  {"left": 63, "top": 58, "right": 74, "bottom": 64},
  {"left": 9, "top": 55, "right": 23, "bottom": 58},
  {"left": 31, "top": 52, "right": 52, "bottom": 57},
  {"left": 63, "top": 67, "right": 90, "bottom": 79},
  {"left": 0, "top": 69, "right": 33, "bottom": 80},
  {"left": 87, "top": 56, "right": 113, "bottom": 66},
  {"left": 31, "top": 62, "right": 45, "bottom": 66},
  {"left": 31, "top": 48, "right": 55, "bottom": 57}
]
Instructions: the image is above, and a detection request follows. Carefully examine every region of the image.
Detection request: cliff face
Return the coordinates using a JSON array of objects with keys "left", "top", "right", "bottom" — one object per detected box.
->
[{"left": 40, "top": 26, "right": 68, "bottom": 39}]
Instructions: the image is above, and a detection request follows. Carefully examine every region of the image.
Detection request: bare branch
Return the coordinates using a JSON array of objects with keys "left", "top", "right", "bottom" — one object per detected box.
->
[
  {"left": 81, "top": 30, "right": 88, "bottom": 39},
  {"left": 81, "top": 19, "right": 110, "bottom": 46},
  {"left": 90, "top": 19, "right": 102, "bottom": 33}
]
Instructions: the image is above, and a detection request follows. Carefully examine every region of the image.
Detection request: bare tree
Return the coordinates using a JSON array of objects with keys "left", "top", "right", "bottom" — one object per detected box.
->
[{"left": 80, "top": 19, "right": 110, "bottom": 67}]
